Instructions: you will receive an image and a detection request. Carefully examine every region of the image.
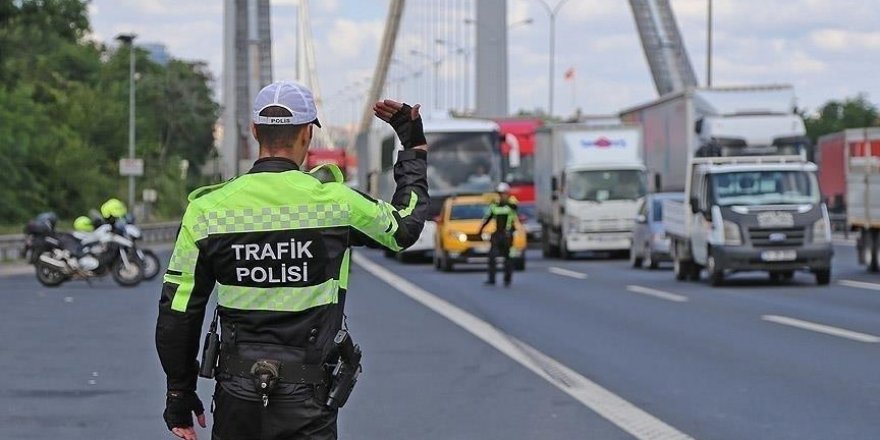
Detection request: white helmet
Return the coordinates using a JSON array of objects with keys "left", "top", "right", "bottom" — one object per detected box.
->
[{"left": 496, "top": 182, "right": 511, "bottom": 193}]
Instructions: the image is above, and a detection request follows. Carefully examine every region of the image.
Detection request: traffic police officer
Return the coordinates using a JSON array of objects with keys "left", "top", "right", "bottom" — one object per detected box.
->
[
  {"left": 479, "top": 182, "right": 519, "bottom": 286},
  {"left": 155, "top": 80, "right": 429, "bottom": 440}
]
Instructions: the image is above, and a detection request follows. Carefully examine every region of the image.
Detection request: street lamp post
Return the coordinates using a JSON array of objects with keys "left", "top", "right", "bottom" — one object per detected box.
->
[
  {"left": 116, "top": 33, "right": 137, "bottom": 209},
  {"left": 532, "top": 0, "right": 572, "bottom": 117},
  {"left": 706, "top": 0, "right": 713, "bottom": 87}
]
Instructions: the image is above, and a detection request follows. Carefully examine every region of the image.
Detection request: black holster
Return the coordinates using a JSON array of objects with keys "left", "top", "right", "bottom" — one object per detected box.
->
[{"left": 325, "top": 329, "right": 362, "bottom": 409}]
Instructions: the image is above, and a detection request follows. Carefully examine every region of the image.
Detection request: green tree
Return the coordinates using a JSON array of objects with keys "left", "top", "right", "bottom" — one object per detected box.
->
[
  {"left": 804, "top": 94, "right": 880, "bottom": 143},
  {"left": 0, "top": 0, "right": 219, "bottom": 225}
]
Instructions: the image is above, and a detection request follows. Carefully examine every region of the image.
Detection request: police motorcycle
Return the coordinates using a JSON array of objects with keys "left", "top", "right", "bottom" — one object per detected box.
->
[
  {"left": 107, "top": 213, "right": 160, "bottom": 281},
  {"left": 22, "top": 212, "right": 144, "bottom": 287},
  {"left": 90, "top": 198, "right": 160, "bottom": 280}
]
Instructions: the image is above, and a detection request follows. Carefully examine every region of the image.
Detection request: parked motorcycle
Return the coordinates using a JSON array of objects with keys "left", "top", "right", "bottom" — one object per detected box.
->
[
  {"left": 120, "top": 219, "right": 160, "bottom": 280},
  {"left": 23, "top": 213, "right": 144, "bottom": 287}
]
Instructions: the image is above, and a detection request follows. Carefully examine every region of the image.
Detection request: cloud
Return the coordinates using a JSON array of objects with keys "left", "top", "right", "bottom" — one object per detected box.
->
[
  {"left": 325, "top": 18, "right": 384, "bottom": 59},
  {"left": 811, "top": 29, "right": 880, "bottom": 52}
]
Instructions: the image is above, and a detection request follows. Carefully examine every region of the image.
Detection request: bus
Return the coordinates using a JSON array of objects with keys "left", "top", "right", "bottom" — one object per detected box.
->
[{"left": 379, "top": 114, "right": 502, "bottom": 260}]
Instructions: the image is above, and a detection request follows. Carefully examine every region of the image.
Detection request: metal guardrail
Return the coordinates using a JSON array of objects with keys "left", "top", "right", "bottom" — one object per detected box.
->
[{"left": 0, "top": 221, "right": 180, "bottom": 261}]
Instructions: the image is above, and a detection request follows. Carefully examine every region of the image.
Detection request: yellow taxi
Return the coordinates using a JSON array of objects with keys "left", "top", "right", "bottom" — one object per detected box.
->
[{"left": 433, "top": 193, "right": 527, "bottom": 272}]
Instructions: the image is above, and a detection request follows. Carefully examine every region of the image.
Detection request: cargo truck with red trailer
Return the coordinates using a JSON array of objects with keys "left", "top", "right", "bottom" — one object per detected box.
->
[
  {"left": 836, "top": 128, "right": 880, "bottom": 271},
  {"left": 496, "top": 118, "right": 544, "bottom": 240}
]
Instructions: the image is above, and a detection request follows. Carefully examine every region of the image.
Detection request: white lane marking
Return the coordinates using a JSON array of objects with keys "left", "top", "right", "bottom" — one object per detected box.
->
[
  {"left": 353, "top": 252, "right": 693, "bottom": 440},
  {"left": 762, "top": 315, "right": 880, "bottom": 344},
  {"left": 626, "top": 285, "right": 689, "bottom": 303},
  {"left": 548, "top": 267, "right": 588, "bottom": 279},
  {"left": 839, "top": 279, "right": 880, "bottom": 291}
]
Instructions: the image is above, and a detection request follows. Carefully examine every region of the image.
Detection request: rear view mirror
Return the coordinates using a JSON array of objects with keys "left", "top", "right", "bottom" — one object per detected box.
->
[
  {"left": 636, "top": 214, "right": 647, "bottom": 224},
  {"left": 689, "top": 197, "right": 700, "bottom": 214}
]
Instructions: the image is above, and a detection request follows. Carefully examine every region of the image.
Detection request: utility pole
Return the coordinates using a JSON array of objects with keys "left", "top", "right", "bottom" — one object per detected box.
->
[
  {"left": 116, "top": 33, "right": 137, "bottom": 209},
  {"left": 707, "top": 0, "right": 713, "bottom": 87},
  {"left": 533, "top": 0, "right": 572, "bottom": 117}
]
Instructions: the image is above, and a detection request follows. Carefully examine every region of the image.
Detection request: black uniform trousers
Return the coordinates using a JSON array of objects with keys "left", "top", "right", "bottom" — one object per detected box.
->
[
  {"left": 212, "top": 383, "right": 338, "bottom": 440},
  {"left": 487, "top": 231, "right": 513, "bottom": 285}
]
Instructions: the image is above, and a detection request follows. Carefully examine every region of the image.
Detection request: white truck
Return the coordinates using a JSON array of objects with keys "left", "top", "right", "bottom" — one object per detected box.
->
[
  {"left": 844, "top": 128, "right": 880, "bottom": 271},
  {"left": 536, "top": 124, "right": 647, "bottom": 258},
  {"left": 621, "top": 85, "right": 832, "bottom": 285}
]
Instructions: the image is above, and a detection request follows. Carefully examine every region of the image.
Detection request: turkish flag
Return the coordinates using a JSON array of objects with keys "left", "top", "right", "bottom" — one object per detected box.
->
[{"left": 563, "top": 67, "right": 575, "bottom": 81}]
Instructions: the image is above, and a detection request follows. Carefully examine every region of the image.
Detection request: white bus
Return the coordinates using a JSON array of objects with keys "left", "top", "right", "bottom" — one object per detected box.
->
[{"left": 378, "top": 113, "right": 502, "bottom": 260}]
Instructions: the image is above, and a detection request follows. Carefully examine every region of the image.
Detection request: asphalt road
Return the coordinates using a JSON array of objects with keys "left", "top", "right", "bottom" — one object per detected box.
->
[{"left": 1, "top": 242, "right": 878, "bottom": 439}]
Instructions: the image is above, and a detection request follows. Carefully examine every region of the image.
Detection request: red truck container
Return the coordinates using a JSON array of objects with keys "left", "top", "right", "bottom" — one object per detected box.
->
[
  {"left": 495, "top": 118, "right": 544, "bottom": 239},
  {"left": 495, "top": 118, "right": 543, "bottom": 203},
  {"left": 817, "top": 129, "right": 880, "bottom": 214}
]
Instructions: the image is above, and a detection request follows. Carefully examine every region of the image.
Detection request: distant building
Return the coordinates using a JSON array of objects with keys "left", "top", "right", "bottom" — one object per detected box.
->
[{"left": 141, "top": 42, "right": 171, "bottom": 66}]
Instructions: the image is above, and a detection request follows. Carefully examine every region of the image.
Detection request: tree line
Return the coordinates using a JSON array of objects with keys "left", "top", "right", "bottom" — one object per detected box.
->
[{"left": 0, "top": 0, "right": 219, "bottom": 225}]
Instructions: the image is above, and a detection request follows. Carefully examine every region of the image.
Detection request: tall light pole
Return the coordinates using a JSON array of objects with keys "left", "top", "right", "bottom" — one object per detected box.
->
[
  {"left": 116, "top": 33, "right": 137, "bottom": 209},
  {"left": 533, "top": 0, "right": 572, "bottom": 117},
  {"left": 706, "top": 0, "right": 713, "bottom": 87}
]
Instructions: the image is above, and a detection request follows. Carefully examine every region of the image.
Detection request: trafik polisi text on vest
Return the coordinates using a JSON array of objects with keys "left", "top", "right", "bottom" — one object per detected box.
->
[{"left": 231, "top": 240, "right": 313, "bottom": 283}]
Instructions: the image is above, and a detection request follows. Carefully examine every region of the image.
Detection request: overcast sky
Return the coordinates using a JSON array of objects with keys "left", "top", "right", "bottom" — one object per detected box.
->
[{"left": 88, "top": 0, "right": 880, "bottom": 128}]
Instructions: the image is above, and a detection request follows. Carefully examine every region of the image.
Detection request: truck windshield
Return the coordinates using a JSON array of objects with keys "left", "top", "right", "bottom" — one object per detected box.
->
[
  {"left": 566, "top": 170, "right": 646, "bottom": 202},
  {"left": 449, "top": 204, "right": 489, "bottom": 220},
  {"left": 425, "top": 132, "right": 500, "bottom": 195},
  {"left": 710, "top": 170, "right": 819, "bottom": 206}
]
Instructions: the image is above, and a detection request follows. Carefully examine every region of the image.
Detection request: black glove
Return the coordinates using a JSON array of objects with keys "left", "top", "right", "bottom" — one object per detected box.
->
[
  {"left": 388, "top": 103, "right": 427, "bottom": 149},
  {"left": 163, "top": 390, "right": 204, "bottom": 431}
]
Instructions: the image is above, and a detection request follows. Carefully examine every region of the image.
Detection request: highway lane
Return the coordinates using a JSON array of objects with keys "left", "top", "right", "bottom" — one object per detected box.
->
[
  {"left": 356, "top": 243, "right": 880, "bottom": 440},
  {"left": 0, "top": 243, "right": 877, "bottom": 439}
]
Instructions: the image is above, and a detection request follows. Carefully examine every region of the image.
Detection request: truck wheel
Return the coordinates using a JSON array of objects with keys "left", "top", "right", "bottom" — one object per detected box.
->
[
  {"left": 542, "top": 226, "right": 559, "bottom": 258},
  {"left": 814, "top": 268, "right": 831, "bottom": 285},
  {"left": 673, "top": 256, "right": 688, "bottom": 281},
  {"left": 559, "top": 236, "right": 572, "bottom": 260},
  {"left": 707, "top": 253, "right": 724, "bottom": 286},
  {"left": 630, "top": 246, "right": 643, "bottom": 268},
  {"left": 869, "top": 229, "right": 880, "bottom": 273},
  {"left": 645, "top": 250, "right": 659, "bottom": 270},
  {"left": 688, "top": 263, "right": 702, "bottom": 281}
]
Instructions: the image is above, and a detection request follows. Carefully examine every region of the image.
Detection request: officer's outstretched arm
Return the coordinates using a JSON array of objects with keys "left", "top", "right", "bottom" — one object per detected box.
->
[
  {"left": 348, "top": 99, "right": 430, "bottom": 251},
  {"left": 155, "top": 207, "right": 216, "bottom": 393},
  {"left": 348, "top": 148, "right": 429, "bottom": 251}
]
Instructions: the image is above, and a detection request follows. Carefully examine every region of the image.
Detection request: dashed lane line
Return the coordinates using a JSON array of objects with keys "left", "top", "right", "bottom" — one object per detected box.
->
[
  {"left": 839, "top": 279, "right": 880, "bottom": 292},
  {"left": 626, "top": 285, "right": 689, "bottom": 303},
  {"left": 762, "top": 315, "right": 880, "bottom": 344},
  {"left": 353, "top": 252, "right": 693, "bottom": 440},
  {"left": 548, "top": 267, "right": 589, "bottom": 279}
]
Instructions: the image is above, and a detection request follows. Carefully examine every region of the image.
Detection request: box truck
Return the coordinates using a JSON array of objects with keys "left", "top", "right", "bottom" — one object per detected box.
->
[
  {"left": 621, "top": 85, "right": 832, "bottom": 285},
  {"left": 535, "top": 124, "right": 646, "bottom": 258},
  {"left": 842, "top": 128, "right": 880, "bottom": 271}
]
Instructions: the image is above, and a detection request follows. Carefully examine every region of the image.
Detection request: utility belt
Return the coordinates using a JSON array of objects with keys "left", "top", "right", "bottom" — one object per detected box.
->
[
  {"left": 217, "top": 353, "right": 328, "bottom": 385},
  {"left": 199, "top": 309, "right": 361, "bottom": 409}
]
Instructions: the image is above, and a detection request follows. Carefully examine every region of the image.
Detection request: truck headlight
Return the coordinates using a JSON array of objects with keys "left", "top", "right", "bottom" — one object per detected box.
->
[
  {"left": 723, "top": 220, "right": 742, "bottom": 245},
  {"left": 812, "top": 218, "right": 831, "bottom": 243}
]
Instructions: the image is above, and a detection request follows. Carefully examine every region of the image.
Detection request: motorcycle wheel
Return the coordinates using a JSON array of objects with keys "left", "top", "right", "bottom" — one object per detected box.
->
[
  {"left": 35, "top": 261, "right": 67, "bottom": 287},
  {"left": 139, "top": 249, "right": 161, "bottom": 280},
  {"left": 112, "top": 255, "right": 143, "bottom": 287}
]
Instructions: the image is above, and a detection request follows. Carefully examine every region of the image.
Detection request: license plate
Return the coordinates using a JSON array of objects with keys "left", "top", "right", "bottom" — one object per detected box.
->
[
  {"left": 472, "top": 246, "right": 489, "bottom": 254},
  {"left": 761, "top": 250, "right": 796, "bottom": 262}
]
